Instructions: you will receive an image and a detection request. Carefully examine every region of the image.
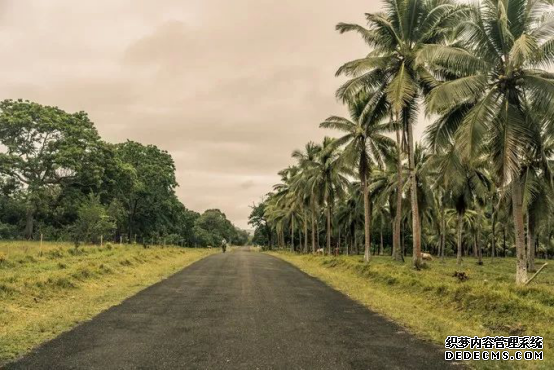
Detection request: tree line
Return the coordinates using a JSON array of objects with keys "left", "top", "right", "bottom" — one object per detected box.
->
[
  {"left": 249, "top": 0, "right": 554, "bottom": 285},
  {"left": 0, "top": 99, "right": 249, "bottom": 247}
]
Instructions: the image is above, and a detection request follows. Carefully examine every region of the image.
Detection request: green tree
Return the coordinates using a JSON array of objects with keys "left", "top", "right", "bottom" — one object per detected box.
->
[
  {"left": 335, "top": 0, "right": 467, "bottom": 268},
  {"left": 115, "top": 141, "right": 178, "bottom": 241},
  {"left": 424, "top": 0, "right": 554, "bottom": 283},
  {"left": 0, "top": 99, "right": 100, "bottom": 239},
  {"left": 193, "top": 209, "right": 235, "bottom": 247},
  {"left": 291, "top": 142, "right": 323, "bottom": 253},
  {"left": 301, "top": 138, "right": 350, "bottom": 255},
  {"left": 320, "top": 91, "right": 393, "bottom": 262},
  {"left": 248, "top": 200, "right": 272, "bottom": 248},
  {"left": 73, "top": 194, "right": 115, "bottom": 244}
]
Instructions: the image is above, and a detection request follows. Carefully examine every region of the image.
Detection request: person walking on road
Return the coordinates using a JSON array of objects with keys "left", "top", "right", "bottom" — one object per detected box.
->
[{"left": 221, "top": 238, "right": 227, "bottom": 253}]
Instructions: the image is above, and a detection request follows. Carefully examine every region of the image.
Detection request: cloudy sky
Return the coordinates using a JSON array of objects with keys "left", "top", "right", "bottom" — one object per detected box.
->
[{"left": 0, "top": 0, "right": 429, "bottom": 228}]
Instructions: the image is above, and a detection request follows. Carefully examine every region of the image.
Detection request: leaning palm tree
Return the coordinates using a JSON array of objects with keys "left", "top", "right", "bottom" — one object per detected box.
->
[
  {"left": 424, "top": 0, "right": 554, "bottom": 284},
  {"left": 335, "top": 0, "right": 468, "bottom": 268},
  {"left": 320, "top": 91, "right": 393, "bottom": 262}
]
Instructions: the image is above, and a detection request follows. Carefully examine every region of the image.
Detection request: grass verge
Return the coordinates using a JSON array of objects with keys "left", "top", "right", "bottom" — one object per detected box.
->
[
  {"left": 269, "top": 252, "right": 553, "bottom": 369},
  {"left": 0, "top": 241, "right": 215, "bottom": 365}
]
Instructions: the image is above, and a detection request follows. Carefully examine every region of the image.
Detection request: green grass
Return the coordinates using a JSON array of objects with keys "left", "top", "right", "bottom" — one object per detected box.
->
[
  {"left": 269, "top": 252, "right": 553, "bottom": 369},
  {"left": 0, "top": 241, "right": 215, "bottom": 365}
]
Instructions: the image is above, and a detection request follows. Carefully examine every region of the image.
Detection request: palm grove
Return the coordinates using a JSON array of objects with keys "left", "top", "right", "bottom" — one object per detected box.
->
[
  {"left": 0, "top": 100, "right": 249, "bottom": 247},
  {"left": 248, "top": 0, "right": 554, "bottom": 285}
]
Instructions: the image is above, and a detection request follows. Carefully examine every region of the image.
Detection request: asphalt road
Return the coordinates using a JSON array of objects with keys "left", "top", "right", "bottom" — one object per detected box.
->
[{"left": 6, "top": 249, "right": 454, "bottom": 369}]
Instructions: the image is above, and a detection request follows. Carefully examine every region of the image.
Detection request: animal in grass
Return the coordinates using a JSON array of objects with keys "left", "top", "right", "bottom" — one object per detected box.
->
[
  {"left": 316, "top": 248, "right": 324, "bottom": 255},
  {"left": 421, "top": 252, "right": 433, "bottom": 261}
]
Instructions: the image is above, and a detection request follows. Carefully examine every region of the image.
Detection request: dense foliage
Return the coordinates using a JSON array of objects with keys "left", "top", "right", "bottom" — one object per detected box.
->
[
  {"left": 249, "top": 0, "right": 554, "bottom": 285},
  {"left": 0, "top": 99, "right": 247, "bottom": 246}
]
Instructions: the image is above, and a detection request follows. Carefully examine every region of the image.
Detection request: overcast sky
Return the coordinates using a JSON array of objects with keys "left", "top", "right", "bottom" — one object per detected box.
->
[{"left": 0, "top": 0, "right": 430, "bottom": 229}]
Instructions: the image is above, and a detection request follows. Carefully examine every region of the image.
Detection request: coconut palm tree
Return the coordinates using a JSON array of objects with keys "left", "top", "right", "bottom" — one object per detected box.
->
[
  {"left": 424, "top": 0, "right": 554, "bottom": 283},
  {"left": 371, "top": 148, "right": 407, "bottom": 261},
  {"left": 320, "top": 91, "right": 393, "bottom": 261},
  {"left": 291, "top": 142, "right": 322, "bottom": 253},
  {"left": 303, "top": 138, "right": 351, "bottom": 255},
  {"left": 335, "top": 182, "right": 365, "bottom": 255},
  {"left": 335, "top": 0, "right": 468, "bottom": 268},
  {"left": 429, "top": 142, "right": 490, "bottom": 265}
]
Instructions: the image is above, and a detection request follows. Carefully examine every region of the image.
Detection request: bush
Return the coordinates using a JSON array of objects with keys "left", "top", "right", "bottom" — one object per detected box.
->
[{"left": 72, "top": 194, "right": 115, "bottom": 244}]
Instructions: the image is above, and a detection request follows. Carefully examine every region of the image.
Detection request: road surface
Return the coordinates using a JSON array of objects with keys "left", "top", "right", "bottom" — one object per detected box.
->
[{"left": 6, "top": 249, "right": 453, "bottom": 369}]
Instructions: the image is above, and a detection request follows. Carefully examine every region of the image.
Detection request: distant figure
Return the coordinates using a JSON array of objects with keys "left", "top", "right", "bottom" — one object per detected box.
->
[{"left": 221, "top": 238, "right": 227, "bottom": 253}]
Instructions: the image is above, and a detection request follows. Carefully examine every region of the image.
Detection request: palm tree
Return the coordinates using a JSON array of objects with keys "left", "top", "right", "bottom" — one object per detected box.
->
[
  {"left": 303, "top": 138, "right": 350, "bottom": 255},
  {"left": 429, "top": 142, "right": 490, "bottom": 265},
  {"left": 335, "top": 0, "right": 467, "bottom": 268},
  {"left": 371, "top": 149, "right": 407, "bottom": 261},
  {"left": 424, "top": 0, "right": 554, "bottom": 283},
  {"left": 292, "top": 142, "right": 322, "bottom": 253},
  {"left": 336, "top": 182, "right": 365, "bottom": 255},
  {"left": 320, "top": 92, "right": 393, "bottom": 262}
]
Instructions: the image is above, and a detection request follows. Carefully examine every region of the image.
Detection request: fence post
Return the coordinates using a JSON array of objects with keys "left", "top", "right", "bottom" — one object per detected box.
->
[
  {"left": 120, "top": 235, "right": 122, "bottom": 245},
  {"left": 100, "top": 235, "right": 103, "bottom": 247},
  {"left": 40, "top": 233, "right": 43, "bottom": 256},
  {"left": 134, "top": 234, "right": 137, "bottom": 244}
]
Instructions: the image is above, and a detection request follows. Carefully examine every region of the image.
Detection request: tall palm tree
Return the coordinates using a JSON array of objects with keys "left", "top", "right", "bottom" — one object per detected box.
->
[
  {"left": 429, "top": 141, "right": 490, "bottom": 264},
  {"left": 335, "top": 0, "right": 467, "bottom": 268},
  {"left": 424, "top": 0, "right": 554, "bottom": 283},
  {"left": 303, "top": 138, "right": 351, "bottom": 255},
  {"left": 336, "top": 182, "right": 365, "bottom": 255},
  {"left": 371, "top": 143, "right": 406, "bottom": 261},
  {"left": 292, "top": 142, "right": 322, "bottom": 253},
  {"left": 320, "top": 92, "right": 393, "bottom": 262}
]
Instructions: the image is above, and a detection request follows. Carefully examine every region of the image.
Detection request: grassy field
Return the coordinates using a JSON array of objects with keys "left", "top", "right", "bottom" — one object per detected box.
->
[
  {"left": 270, "top": 252, "right": 553, "bottom": 369},
  {"left": 0, "top": 241, "right": 215, "bottom": 365}
]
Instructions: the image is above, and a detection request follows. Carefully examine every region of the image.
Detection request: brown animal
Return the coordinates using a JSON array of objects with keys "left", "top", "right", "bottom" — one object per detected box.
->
[{"left": 422, "top": 252, "right": 433, "bottom": 261}]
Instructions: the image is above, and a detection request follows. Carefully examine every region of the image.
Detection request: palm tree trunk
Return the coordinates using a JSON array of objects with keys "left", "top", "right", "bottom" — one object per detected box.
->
[
  {"left": 350, "top": 223, "right": 355, "bottom": 256},
  {"left": 473, "top": 232, "right": 478, "bottom": 257},
  {"left": 512, "top": 176, "right": 528, "bottom": 285},
  {"left": 316, "top": 219, "right": 320, "bottom": 250},
  {"left": 311, "top": 206, "right": 316, "bottom": 253},
  {"left": 337, "top": 227, "right": 340, "bottom": 255},
  {"left": 440, "top": 207, "right": 446, "bottom": 262},
  {"left": 304, "top": 214, "right": 308, "bottom": 253},
  {"left": 24, "top": 202, "right": 35, "bottom": 240},
  {"left": 326, "top": 205, "right": 332, "bottom": 255},
  {"left": 527, "top": 212, "right": 536, "bottom": 272},
  {"left": 401, "top": 222, "right": 405, "bottom": 259},
  {"left": 291, "top": 218, "right": 294, "bottom": 253},
  {"left": 362, "top": 178, "right": 371, "bottom": 262},
  {"left": 407, "top": 121, "right": 422, "bottom": 268},
  {"left": 491, "top": 209, "right": 496, "bottom": 262},
  {"left": 503, "top": 228, "right": 507, "bottom": 257},
  {"left": 457, "top": 212, "right": 463, "bottom": 265},
  {"left": 393, "top": 127, "right": 403, "bottom": 261},
  {"left": 379, "top": 227, "right": 384, "bottom": 256}
]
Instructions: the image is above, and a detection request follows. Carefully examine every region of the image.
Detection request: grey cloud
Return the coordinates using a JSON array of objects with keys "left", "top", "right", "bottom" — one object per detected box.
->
[{"left": 0, "top": 0, "right": 422, "bottom": 229}]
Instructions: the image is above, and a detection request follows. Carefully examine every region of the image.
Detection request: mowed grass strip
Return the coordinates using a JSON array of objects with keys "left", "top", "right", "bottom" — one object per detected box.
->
[
  {"left": 270, "top": 252, "right": 554, "bottom": 369},
  {"left": 0, "top": 241, "right": 215, "bottom": 364}
]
